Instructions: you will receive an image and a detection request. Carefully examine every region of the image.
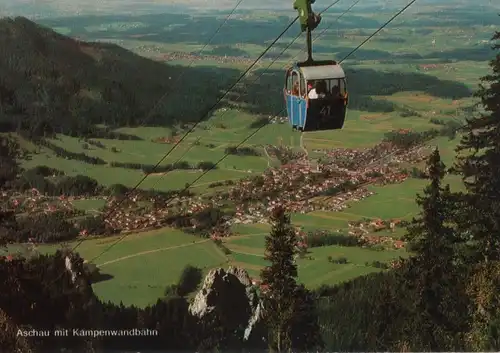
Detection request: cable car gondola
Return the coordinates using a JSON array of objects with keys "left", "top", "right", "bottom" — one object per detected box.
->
[{"left": 284, "top": 0, "right": 348, "bottom": 131}]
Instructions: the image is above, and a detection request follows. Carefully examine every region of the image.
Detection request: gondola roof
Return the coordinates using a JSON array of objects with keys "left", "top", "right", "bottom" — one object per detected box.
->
[{"left": 296, "top": 63, "right": 346, "bottom": 80}]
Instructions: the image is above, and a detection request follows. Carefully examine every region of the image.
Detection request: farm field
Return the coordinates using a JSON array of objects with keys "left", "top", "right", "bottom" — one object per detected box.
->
[
  {"left": 17, "top": 163, "right": 463, "bottom": 307},
  {"left": 19, "top": 98, "right": 467, "bottom": 192},
  {"left": 8, "top": 3, "right": 495, "bottom": 307},
  {"left": 17, "top": 228, "right": 226, "bottom": 307},
  {"left": 19, "top": 222, "right": 405, "bottom": 306}
]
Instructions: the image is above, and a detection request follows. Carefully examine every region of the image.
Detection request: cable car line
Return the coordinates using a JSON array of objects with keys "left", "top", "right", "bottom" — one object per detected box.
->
[
  {"left": 84, "top": 1, "right": 351, "bottom": 265},
  {"left": 142, "top": 1, "right": 349, "bottom": 192},
  {"left": 48, "top": 1, "right": 246, "bottom": 281},
  {"left": 62, "top": 15, "right": 303, "bottom": 266},
  {"left": 339, "top": 0, "right": 418, "bottom": 63},
  {"left": 58, "top": 0, "right": 418, "bottom": 272},
  {"left": 85, "top": 115, "right": 274, "bottom": 265},
  {"left": 147, "top": 32, "right": 309, "bottom": 188},
  {"left": 320, "top": 0, "right": 349, "bottom": 16},
  {"left": 190, "top": 0, "right": 346, "bottom": 127},
  {"left": 286, "top": 0, "right": 417, "bottom": 131},
  {"left": 111, "top": 16, "right": 298, "bottom": 200},
  {"left": 145, "top": 0, "right": 245, "bottom": 120},
  {"left": 148, "top": 136, "right": 202, "bottom": 190},
  {"left": 89, "top": 0, "right": 344, "bottom": 224},
  {"left": 50, "top": 0, "right": 249, "bottom": 263},
  {"left": 284, "top": 0, "right": 415, "bottom": 132},
  {"left": 47, "top": 5, "right": 300, "bottom": 280}
]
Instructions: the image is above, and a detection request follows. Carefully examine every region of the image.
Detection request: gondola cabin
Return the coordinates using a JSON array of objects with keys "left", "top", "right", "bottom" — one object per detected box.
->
[{"left": 284, "top": 60, "right": 348, "bottom": 131}]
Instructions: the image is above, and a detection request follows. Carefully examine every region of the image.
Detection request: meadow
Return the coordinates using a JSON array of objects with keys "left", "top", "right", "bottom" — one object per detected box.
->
[{"left": 14, "top": 3, "right": 494, "bottom": 306}]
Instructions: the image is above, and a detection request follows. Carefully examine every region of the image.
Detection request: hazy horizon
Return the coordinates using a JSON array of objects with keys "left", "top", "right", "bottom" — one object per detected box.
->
[{"left": 1, "top": 0, "right": 498, "bottom": 19}]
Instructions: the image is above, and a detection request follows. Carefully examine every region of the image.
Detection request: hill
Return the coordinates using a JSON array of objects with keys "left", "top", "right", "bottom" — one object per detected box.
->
[{"left": 0, "top": 17, "right": 239, "bottom": 139}]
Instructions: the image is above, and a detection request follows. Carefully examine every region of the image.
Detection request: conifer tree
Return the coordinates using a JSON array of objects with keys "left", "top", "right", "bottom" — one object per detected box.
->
[
  {"left": 260, "top": 206, "right": 298, "bottom": 352},
  {"left": 401, "top": 148, "right": 466, "bottom": 350},
  {"left": 452, "top": 27, "right": 500, "bottom": 263},
  {"left": 260, "top": 206, "right": 322, "bottom": 352},
  {"left": 405, "top": 149, "right": 455, "bottom": 257}
]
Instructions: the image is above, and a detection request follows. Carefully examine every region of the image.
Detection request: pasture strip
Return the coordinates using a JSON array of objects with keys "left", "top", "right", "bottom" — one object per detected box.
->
[
  {"left": 306, "top": 263, "right": 366, "bottom": 287},
  {"left": 210, "top": 242, "right": 232, "bottom": 261},
  {"left": 292, "top": 221, "right": 344, "bottom": 228},
  {"left": 397, "top": 197, "right": 419, "bottom": 202},
  {"left": 97, "top": 239, "right": 209, "bottom": 267},
  {"left": 332, "top": 211, "right": 379, "bottom": 219},
  {"left": 92, "top": 227, "right": 189, "bottom": 245},
  {"left": 227, "top": 248, "right": 265, "bottom": 258},
  {"left": 228, "top": 261, "right": 263, "bottom": 272},
  {"left": 225, "top": 232, "right": 269, "bottom": 240},
  {"left": 226, "top": 244, "right": 264, "bottom": 255},
  {"left": 303, "top": 212, "right": 358, "bottom": 222},
  {"left": 218, "top": 168, "right": 250, "bottom": 173},
  {"left": 357, "top": 198, "right": 413, "bottom": 206}
]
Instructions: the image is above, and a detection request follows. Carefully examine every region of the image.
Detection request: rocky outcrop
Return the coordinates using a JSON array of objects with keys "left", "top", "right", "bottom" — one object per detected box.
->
[
  {"left": 63, "top": 252, "right": 90, "bottom": 288},
  {"left": 189, "top": 266, "right": 262, "bottom": 339},
  {"left": 65, "top": 256, "right": 77, "bottom": 283}
]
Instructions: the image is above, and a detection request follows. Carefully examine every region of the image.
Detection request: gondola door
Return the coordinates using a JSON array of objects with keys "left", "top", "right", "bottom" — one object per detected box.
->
[
  {"left": 285, "top": 69, "right": 307, "bottom": 130},
  {"left": 284, "top": 69, "right": 294, "bottom": 127},
  {"left": 290, "top": 70, "right": 307, "bottom": 130}
]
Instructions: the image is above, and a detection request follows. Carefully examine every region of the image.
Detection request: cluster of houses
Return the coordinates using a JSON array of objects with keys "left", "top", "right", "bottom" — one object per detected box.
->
[
  {"left": 226, "top": 142, "right": 428, "bottom": 222},
  {"left": 6, "top": 190, "right": 77, "bottom": 215},
  {"left": 157, "top": 51, "right": 256, "bottom": 65},
  {"left": 94, "top": 141, "right": 429, "bottom": 235},
  {"left": 3, "top": 140, "right": 432, "bottom": 246},
  {"left": 348, "top": 219, "right": 406, "bottom": 249}
]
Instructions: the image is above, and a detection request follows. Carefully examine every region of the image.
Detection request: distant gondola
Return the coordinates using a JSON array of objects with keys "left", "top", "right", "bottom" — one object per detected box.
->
[{"left": 284, "top": 0, "right": 349, "bottom": 131}]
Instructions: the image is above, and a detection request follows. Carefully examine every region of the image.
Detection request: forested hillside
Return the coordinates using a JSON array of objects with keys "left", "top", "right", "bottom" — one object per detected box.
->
[{"left": 0, "top": 17, "right": 238, "bottom": 138}]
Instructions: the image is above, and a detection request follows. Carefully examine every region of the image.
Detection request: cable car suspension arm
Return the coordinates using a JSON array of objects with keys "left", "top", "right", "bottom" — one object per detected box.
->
[{"left": 294, "top": 0, "right": 322, "bottom": 62}]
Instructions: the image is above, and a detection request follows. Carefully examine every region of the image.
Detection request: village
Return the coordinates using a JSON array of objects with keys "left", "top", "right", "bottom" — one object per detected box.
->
[
  {"left": 2, "top": 137, "right": 431, "bottom": 253},
  {"left": 157, "top": 51, "right": 258, "bottom": 65}
]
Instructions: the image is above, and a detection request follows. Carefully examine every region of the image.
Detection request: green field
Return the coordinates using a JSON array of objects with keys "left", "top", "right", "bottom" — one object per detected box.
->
[
  {"left": 224, "top": 227, "right": 406, "bottom": 289},
  {"left": 14, "top": 229, "right": 226, "bottom": 307},
  {"left": 12, "top": 4, "right": 494, "bottom": 306},
  {"left": 11, "top": 222, "right": 405, "bottom": 306}
]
